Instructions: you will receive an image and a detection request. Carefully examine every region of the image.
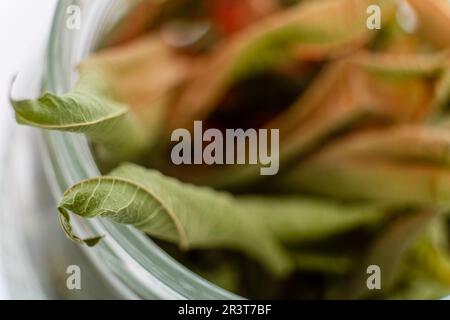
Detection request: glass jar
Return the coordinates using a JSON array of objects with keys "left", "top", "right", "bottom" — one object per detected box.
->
[
  {"left": 3, "top": 0, "right": 450, "bottom": 300},
  {"left": 22, "top": 0, "right": 239, "bottom": 299}
]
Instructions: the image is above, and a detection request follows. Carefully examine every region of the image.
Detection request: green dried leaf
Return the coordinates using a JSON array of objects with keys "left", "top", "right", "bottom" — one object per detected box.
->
[
  {"left": 58, "top": 163, "right": 293, "bottom": 276},
  {"left": 57, "top": 163, "right": 393, "bottom": 276},
  {"left": 12, "top": 90, "right": 147, "bottom": 162},
  {"left": 11, "top": 35, "right": 189, "bottom": 162}
]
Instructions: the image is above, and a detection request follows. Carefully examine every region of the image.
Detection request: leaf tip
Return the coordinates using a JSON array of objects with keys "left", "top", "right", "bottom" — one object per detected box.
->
[{"left": 57, "top": 206, "right": 104, "bottom": 247}]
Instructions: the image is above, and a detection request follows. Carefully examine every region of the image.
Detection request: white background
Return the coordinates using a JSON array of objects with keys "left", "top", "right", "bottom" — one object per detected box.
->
[{"left": 0, "top": 0, "right": 56, "bottom": 300}]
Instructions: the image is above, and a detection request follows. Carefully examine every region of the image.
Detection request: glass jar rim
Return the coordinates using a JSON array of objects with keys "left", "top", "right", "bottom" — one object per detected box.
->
[{"left": 43, "top": 0, "right": 239, "bottom": 300}]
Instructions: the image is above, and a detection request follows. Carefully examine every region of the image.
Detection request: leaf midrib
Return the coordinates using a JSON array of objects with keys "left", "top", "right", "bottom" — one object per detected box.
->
[{"left": 15, "top": 103, "right": 128, "bottom": 130}]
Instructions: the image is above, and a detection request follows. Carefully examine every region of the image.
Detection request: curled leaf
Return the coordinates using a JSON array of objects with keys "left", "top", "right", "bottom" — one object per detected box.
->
[
  {"left": 58, "top": 163, "right": 294, "bottom": 276},
  {"left": 58, "top": 207, "right": 104, "bottom": 247},
  {"left": 11, "top": 35, "right": 190, "bottom": 162},
  {"left": 57, "top": 163, "right": 394, "bottom": 275},
  {"left": 12, "top": 90, "right": 147, "bottom": 161}
]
